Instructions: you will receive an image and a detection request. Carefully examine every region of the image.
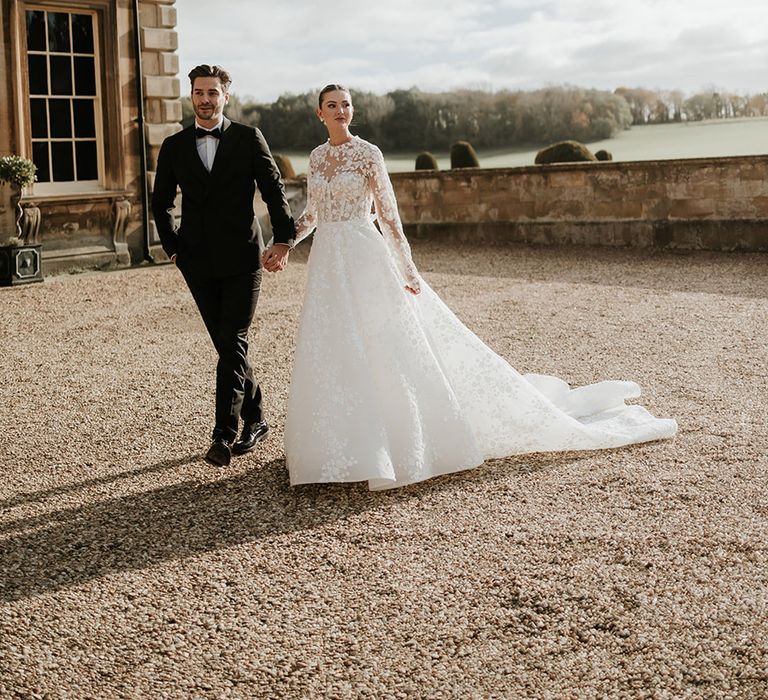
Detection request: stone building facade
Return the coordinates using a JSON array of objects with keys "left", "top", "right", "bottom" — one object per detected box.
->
[{"left": 0, "top": 0, "right": 181, "bottom": 273}]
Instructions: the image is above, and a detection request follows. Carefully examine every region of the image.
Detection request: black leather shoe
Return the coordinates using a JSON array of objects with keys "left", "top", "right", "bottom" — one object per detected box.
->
[
  {"left": 232, "top": 420, "right": 269, "bottom": 455},
  {"left": 205, "top": 438, "right": 232, "bottom": 466}
]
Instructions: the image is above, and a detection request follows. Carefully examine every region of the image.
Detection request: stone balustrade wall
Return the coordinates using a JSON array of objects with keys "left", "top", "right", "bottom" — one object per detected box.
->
[{"left": 390, "top": 156, "right": 768, "bottom": 251}]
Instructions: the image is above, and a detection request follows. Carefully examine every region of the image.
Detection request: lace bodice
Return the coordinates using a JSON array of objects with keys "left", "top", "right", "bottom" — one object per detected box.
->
[{"left": 293, "top": 136, "right": 420, "bottom": 290}]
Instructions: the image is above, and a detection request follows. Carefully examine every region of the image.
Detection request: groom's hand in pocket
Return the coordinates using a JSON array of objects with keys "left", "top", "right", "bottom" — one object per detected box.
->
[{"left": 262, "top": 244, "right": 290, "bottom": 272}]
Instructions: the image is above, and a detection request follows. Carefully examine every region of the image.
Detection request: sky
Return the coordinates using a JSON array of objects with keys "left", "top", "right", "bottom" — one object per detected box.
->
[{"left": 176, "top": 0, "right": 768, "bottom": 103}]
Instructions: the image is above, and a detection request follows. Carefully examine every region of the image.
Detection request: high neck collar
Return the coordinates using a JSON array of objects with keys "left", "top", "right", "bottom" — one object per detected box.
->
[{"left": 327, "top": 135, "right": 356, "bottom": 149}]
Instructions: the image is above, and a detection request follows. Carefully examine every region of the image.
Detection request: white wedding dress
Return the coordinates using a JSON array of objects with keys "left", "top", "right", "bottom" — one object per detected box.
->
[{"left": 284, "top": 136, "right": 677, "bottom": 490}]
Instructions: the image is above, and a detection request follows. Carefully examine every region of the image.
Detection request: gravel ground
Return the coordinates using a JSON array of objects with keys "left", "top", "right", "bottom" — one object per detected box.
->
[{"left": 1, "top": 242, "right": 766, "bottom": 699}]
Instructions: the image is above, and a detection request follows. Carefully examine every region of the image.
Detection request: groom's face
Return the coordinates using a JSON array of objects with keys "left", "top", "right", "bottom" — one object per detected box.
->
[{"left": 191, "top": 76, "right": 229, "bottom": 123}]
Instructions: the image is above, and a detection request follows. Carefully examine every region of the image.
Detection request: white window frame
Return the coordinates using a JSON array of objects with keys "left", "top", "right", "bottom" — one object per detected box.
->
[{"left": 24, "top": 5, "right": 106, "bottom": 195}]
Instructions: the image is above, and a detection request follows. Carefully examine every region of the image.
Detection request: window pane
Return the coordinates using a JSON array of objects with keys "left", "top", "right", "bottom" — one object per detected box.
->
[
  {"left": 76, "top": 141, "right": 98, "bottom": 180},
  {"left": 73, "top": 100, "right": 96, "bottom": 137},
  {"left": 28, "top": 54, "right": 48, "bottom": 95},
  {"left": 52, "top": 141, "right": 75, "bottom": 181},
  {"left": 26, "top": 10, "right": 46, "bottom": 51},
  {"left": 50, "top": 56, "right": 72, "bottom": 95},
  {"left": 47, "top": 12, "right": 70, "bottom": 53},
  {"left": 49, "top": 99, "right": 72, "bottom": 138},
  {"left": 74, "top": 57, "right": 96, "bottom": 96},
  {"left": 33, "top": 142, "right": 50, "bottom": 182},
  {"left": 31, "top": 99, "right": 48, "bottom": 138},
  {"left": 71, "top": 14, "right": 94, "bottom": 54}
]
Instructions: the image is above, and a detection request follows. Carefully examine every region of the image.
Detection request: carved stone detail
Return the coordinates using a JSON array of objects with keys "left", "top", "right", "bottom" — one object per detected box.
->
[
  {"left": 113, "top": 198, "right": 132, "bottom": 257},
  {"left": 20, "top": 203, "right": 42, "bottom": 245},
  {"left": 0, "top": 182, "right": 23, "bottom": 243}
]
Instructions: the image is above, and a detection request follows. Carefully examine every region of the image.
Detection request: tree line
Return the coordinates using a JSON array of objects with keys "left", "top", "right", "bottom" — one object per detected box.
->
[
  {"left": 614, "top": 87, "right": 768, "bottom": 124},
  {"left": 181, "top": 85, "right": 768, "bottom": 152}
]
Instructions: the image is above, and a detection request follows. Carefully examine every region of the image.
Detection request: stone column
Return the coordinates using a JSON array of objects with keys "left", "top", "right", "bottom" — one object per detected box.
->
[{"left": 138, "top": 0, "right": 182, "bottom": 258}]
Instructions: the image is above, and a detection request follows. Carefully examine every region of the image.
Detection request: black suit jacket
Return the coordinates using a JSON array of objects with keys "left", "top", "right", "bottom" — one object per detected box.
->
[{"left": 151, "top": 119, "right": 296, "bottom": 278}]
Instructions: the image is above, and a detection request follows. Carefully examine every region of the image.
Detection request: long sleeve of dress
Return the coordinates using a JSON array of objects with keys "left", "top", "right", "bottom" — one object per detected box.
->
[
  {"left": 290, "top": 154, "right": 318, "bottom": 247},
  {"left": 368, "top": 147, "right": 421, "bottom": 291}
]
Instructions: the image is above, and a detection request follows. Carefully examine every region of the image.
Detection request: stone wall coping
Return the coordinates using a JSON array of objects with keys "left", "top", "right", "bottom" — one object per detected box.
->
[{"left": 391, "top": 153, "right": 768, "bottom": 181}]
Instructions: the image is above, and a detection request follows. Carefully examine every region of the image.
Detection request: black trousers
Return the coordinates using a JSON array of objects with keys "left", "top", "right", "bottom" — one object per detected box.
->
[{"left": 181, "top": 268, "right": 263, "bottom": 442}]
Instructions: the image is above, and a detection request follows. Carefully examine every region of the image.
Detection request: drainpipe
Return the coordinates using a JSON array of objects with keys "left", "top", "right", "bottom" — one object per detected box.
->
[{"left": 132, "top": 0, "right": 154, "bottom": 262}]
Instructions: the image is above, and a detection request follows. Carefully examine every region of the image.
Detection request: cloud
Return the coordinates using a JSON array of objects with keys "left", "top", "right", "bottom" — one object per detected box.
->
[{"left": 176, "top": 0, "right": 768, "bottom": 100}]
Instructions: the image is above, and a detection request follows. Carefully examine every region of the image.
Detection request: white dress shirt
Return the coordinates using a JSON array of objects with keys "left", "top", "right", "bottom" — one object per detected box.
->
[{"left": 195, "top": 117, "right": 224, "bottom": 172}]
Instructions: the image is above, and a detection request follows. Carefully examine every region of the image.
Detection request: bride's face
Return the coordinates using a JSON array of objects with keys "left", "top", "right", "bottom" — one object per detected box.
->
[{"left": 317, "top": 90, "right": 353, "bottom": 128}]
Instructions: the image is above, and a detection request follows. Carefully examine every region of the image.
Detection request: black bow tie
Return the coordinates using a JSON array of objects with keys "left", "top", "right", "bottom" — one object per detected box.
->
[{"left": 195, "top": 126, "right": 222, "bottom": 139}]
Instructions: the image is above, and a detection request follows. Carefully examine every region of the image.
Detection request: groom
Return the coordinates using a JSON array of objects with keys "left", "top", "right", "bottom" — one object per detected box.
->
[{"left": 152, "top": 64, "right": 295, "bottom": 466}]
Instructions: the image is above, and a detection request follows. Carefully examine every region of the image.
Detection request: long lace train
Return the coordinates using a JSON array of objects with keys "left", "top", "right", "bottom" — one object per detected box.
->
[{"left": 285, "top": 219, "right": 676, "bottom": 490}]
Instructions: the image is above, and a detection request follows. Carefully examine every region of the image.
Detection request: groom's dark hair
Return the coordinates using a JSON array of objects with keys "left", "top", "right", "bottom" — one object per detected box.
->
[{"left": 188, "top": 64, "right": 232, "bottom": 92}]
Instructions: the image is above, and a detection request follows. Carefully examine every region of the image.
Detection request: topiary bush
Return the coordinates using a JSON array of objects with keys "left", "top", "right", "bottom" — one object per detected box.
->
[
  {"left": 450, "top": 141, "right": 480, "bottom": 169},
  {"left": 415, "top": 152, "right": 439, "bottom": 170},
  {"left": 595, "top": 149, "right": 613, "bottom": 161},
  {"left": 534, "top": 141, "right": 597, "bottom": 165},
  {"left": 273, "top": 153, "right": 296, "bottom": 179}
]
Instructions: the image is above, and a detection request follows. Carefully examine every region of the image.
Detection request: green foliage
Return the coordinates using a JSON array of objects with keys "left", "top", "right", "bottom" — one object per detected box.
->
[
  {"left": 450, "top": 141, "right": 480, "bottom": 168},
  {"left": 233, "top": 85, "right": 634, "bottom": 153},
  {"left": 199, "top": 84, "right": 768, "bottom": 153},
  {"left": 595, "top": 149, "right": 613, "bottom": 161},
  {"left": 381, "top": 89, "right": 432, "bottom": 151},
  {"left": 180, "top": 96, "right": 195, "bottom": 128},
  {"left": 0, "top": 156, "right": 36, "bottom": 188},
  {"left": 517, "top": 87, "right": 632, "bottom": 144},
  {"left": 223, "top": 93, "right": 246, "bottom": 123},
  {"left": 273, "top": 154, "right": 296, "bottom": 179},
  {"left": 415, "top": 152, "right": 439, "bottom": 170},
  {"left": 534, "top": 141, "right": 597, "bottom": 165},
  {"left": 347, "top": 90, "right": 395, "bottom": 146},
  {"left": 255, "top": 92, "right": 326, "bottom": 152}
]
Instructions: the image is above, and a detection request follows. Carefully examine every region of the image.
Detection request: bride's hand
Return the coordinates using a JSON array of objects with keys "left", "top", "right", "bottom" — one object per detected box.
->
[
  {"left": 262, "top": 244, "right": 290, "bottom": 272},
  {"left": 405, "top": 284, "right": 420, "bottom": 295}
]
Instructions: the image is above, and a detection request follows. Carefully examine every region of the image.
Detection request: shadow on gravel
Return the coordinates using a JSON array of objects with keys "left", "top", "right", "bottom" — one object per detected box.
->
[
  {"left": 0, "top": 455, "right": 204, "bottom": 513},
  {"left": 0, "top": 451, "right": 576, "bottom": 603}
]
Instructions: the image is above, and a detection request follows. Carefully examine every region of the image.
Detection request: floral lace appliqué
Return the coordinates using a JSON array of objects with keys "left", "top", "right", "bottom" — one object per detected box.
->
[{"left": 294, "top": 136, "right": 420, "bottom": 289}]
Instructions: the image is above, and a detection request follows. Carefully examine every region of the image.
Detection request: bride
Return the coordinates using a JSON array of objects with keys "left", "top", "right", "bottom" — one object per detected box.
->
[{"left": 262, "top": 84, "right": 677, "bottom": 491}]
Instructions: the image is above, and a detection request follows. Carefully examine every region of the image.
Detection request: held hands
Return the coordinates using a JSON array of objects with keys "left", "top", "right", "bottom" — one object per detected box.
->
[{"left": 262, "top": 244, "right": 290, "bottom": 272}]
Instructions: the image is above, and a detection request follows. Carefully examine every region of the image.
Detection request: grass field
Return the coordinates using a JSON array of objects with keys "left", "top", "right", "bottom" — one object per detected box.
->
[{"left": 280, "top": 116, "right": 768, "bottom": 174}]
